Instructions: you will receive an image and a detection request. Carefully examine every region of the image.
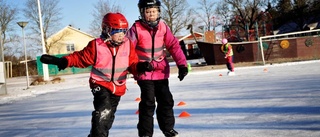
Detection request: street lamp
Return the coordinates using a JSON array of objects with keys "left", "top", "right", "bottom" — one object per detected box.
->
[
  {"left": 0, "top": 27, "right": 8, "bottom": 95},
  {"left": 308, "top": 22, "right": 318, "bottom": 30},
  {"left": 198, "top": 26, "right": 205, "bottom": 41},
  {"left": 17, "top": 21, "right": 29, "bottom": 89}
]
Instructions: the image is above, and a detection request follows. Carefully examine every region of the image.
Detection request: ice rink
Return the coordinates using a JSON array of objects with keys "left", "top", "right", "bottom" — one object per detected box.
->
[{"left": 0, "top": 60, "right": 320, "bottom": 137}]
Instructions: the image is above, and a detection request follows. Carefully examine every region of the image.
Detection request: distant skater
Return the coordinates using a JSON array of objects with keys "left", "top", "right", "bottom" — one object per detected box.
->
[{"left": 222, "top": 38, "right": 235, "bottom": 76}]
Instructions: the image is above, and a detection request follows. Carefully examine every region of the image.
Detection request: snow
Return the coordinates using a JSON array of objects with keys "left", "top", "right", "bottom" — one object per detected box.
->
[{"left": 0, "top": 60, "right": 320, "bottom": 137}]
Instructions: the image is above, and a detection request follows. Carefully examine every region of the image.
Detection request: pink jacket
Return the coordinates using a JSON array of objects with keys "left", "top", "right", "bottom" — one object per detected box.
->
[
  {"left": 64, "top": 37, "right": 140, "bottom": 96},
  {"left": 126, "top": 20, "right": 187, "bottom": 80},
  {"left": 90, "top": 38, "right": 130, "bottom": 87}
]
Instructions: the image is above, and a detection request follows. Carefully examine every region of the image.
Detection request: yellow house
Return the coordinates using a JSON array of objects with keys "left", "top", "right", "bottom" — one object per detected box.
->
[{"left": 47, "top": 25, "right": 95, "bottom": 55}]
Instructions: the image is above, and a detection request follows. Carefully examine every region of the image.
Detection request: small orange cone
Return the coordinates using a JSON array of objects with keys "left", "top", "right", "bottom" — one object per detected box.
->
[
  {"left": 178, "top": 111, "right": 191, "bottom": 118},
  {"left": 177, "top": 101, "right": 186, "bottom": 106},
  {"left": 219, "top": 74, "right": 223, "bottom": 76},
  {"left": 135, "top": 97, "right": 141, "bottom": 102},
  {"left": 263, "top": 68, "right": 268, "bottom": 72},
  {"left": 135, "top": 110, "right": 139, "bottom": 114}
]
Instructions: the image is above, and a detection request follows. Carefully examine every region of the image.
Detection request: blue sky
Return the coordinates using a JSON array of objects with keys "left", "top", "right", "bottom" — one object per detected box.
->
[
  {"left": 7, "top": 0, "right": 202, "bottom": 57},
  {"left": 10, "top": 0, "right": 198, "bottom": 35}
]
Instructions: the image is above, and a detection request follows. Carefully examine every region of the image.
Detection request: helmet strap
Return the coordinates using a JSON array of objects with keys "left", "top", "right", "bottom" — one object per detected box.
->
[
  {"left": 102, "top": 31, "right": 123, "bottom": 47},
  {"left": 110, "top": 40, "right": 123, "bottom": 46},
  {"left": 101, "top": 27, "right": 111, "bottom": 38}
]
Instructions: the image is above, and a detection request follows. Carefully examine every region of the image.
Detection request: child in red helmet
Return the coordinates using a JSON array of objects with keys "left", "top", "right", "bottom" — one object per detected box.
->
[
  {"left": 40, "top": 12, "right": 153, "bottom": 137},
  {"left": 222, "top": 38, "right": 235, "bottom": 76}
]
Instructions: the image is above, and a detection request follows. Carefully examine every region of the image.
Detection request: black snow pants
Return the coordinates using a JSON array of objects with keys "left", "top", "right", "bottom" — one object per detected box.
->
[
  {"left": 89, "top": 85, "right": 120, "bottom": 137},
  {"left": 137, "top": 79, "right": 175, "bottom": 136}
]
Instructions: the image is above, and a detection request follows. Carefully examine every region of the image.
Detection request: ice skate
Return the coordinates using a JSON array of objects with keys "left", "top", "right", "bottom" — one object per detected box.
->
[
  {"left": 227, "top": 71, "right": 235, "bottom": 76},
  {"left": 163, "top": 129, "right": 179, "bottom": 137}
]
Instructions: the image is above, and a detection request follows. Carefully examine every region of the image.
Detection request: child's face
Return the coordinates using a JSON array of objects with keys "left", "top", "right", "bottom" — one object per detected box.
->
[
  {"left": 111, "top": 32, "right": 125, "bottom": 43},
  {"left": 144, "top": 7, "right": 159, "bottom": 22}
]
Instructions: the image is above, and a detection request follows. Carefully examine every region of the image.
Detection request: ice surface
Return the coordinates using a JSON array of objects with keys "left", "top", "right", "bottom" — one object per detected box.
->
[{"left": 0, "top": 60, "right": 319, "bottom": 137}]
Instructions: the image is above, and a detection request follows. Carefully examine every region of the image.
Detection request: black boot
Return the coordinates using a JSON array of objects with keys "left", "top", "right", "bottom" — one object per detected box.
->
[{"left": 163, "top": 129, "right": 179, "bottom": 137}]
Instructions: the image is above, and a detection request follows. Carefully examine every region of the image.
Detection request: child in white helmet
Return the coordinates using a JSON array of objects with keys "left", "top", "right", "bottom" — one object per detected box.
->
[{"left": 222, "top": 38, "right": 235, "bottom": 76}]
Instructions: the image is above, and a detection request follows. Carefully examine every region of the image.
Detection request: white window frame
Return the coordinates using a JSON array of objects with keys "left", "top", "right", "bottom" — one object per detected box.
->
[{"left": 66, "top": 43, "right": 75, "bottom": 52}]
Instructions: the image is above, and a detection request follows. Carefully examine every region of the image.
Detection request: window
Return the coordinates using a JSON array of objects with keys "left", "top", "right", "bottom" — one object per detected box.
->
[{"left": 66, "top": 43, "right": 75, "bottom": 52}]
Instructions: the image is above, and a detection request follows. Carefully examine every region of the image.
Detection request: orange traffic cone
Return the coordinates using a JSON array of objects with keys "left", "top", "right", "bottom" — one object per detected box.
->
[
  {"left": 177, "top": 101, "right": 186, "bottom": 106},
  {"left": 263, "top": 68, "right": 268, "bottom": 72},
  {"left": 135, "top": 97, "right": 141, "bottom": 102},
  {"left": 178, "top": 111, "right": 191, "bottom": 118}
]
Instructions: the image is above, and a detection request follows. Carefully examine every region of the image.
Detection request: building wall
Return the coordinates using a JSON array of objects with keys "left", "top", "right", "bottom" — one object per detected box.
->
[
  {"left": 197, "top": 35, "right": 320, "bottom": 65},
  {"left": 47, "top": 28, "right": 94, "bottom": 55},
  {"left": 296, "top": 37, "right": 320, "bottom": 58},
  {"left": 38, "top": 27, "right": 95, "bottom": 76}
]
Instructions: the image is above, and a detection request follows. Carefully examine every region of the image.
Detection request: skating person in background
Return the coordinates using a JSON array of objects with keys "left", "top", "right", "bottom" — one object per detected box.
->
[
  {"left": 222, "top": 38, "right": 235, "bottom": 76},
  {"left": 126, "top": 0, "right": 188, "bottom": 137},
  {"left": 40, "top": 12, "right": 153, "bottom": 137}
]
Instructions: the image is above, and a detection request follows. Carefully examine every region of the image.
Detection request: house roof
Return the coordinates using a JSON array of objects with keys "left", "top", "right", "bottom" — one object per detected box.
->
[
  {"left": 48, "top": 25, "right": 95, "bottom": 39},
  {"left": 178, "top": 32, "right": 203, "bottom": 41}
]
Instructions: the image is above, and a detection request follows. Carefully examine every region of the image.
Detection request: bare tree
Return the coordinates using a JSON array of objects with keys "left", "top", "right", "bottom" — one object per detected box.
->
[
  {"left": 186, "top": 9, "right": 204, "bottom": 33},
  {"left": 195, "top": 0, "right": 216, "bottom": 31},
  {"left": 215, "top": 1, "right": 232, "bottom": 33},
  {"left": 161, "top": 0, "right": 190, "bottom": 35},
  {"left": 22, "top": 0, "right": 62, "bottom": 53},
  {"left": 89, "top": 0, "right": 122, "bottom": 37},
  {"left": 215, "top": 0, "right": 270, "bottom": 40},
  {"left": 226, "top": 0, "right": 269, "bottom": 28},
  {"left": 3, "top": 35, "right": 21, "bottom": 57},
  {"left": 0, "top": 0, "right": 18, "bottom": 58},
  {"left": 285, "top": 0, "right": 313, "bottom": 31},
  {"left": 215, "top": 2, "right": 231, "bottom": 22}
]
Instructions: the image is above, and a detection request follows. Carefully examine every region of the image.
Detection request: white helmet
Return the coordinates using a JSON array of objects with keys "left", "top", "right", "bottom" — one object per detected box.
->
[{"left": 222, "top": 38, "right": 228, "bottom": 44}]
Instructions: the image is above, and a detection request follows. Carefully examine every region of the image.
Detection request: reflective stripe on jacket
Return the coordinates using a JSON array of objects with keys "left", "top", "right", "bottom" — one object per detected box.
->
[
  {"left": 90, "top": 38, "right": 130, "bottom": 86},
  {"left": 126, "top": 20, "right": 187, "bottom": 80},
  {"left": 134, "top": 21, "right": 166, "bottom": 62},
  {"left": 223, "top": 43, "right": 233, "bottom": 56}
]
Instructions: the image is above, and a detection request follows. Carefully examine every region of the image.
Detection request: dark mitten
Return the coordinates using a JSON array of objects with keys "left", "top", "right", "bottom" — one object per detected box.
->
[
  {"left": 137, "top": 61, "right": 153, "bottom": 73},
  {"left": 40, "top": 54, "right": 68, "bottom": 71},
  {"left": 178, "top": 65, "right": 188, "bottom": 81}
]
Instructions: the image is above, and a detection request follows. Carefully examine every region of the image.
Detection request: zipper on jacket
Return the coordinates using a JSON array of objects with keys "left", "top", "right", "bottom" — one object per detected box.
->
[
  {"left": 151, "top": 30, "right": 156, "bottom": 60},
  {"left": 111, "top": 47, "right": 117, "bottom": 82}
]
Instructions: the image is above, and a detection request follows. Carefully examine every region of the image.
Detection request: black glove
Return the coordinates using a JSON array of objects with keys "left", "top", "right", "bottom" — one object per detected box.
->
[
  {"left": 40, "top": 54, "right": 68, "bottom": 71},
  {"left": 137, "top": 61, "right": 153, "bottom": 73},
  {"left": 178, "top": 65, "right": 188, "bottom": 81}
]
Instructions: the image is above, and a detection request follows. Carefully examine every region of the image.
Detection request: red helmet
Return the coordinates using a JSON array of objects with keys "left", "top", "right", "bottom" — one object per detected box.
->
[{"left": 101, "top": 12, "right": 128, "bottom": 35}]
